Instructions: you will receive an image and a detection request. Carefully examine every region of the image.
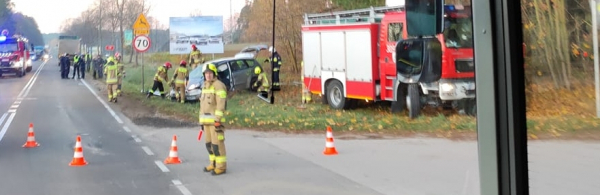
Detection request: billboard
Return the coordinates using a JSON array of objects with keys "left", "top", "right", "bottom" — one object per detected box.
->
[{"left": 169, "top": 16, "right": 224, "bottom": 54}]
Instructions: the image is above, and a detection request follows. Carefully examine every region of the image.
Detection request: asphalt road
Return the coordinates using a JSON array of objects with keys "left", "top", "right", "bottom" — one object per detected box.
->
[
  {"left": 0, "top": 59, "right": 180, "bottom": 195},
  {"left": 0, "top": 58, "right": 598, "bottom": 195}
]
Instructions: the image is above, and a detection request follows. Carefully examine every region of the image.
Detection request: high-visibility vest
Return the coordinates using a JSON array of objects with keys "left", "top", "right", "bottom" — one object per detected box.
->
[
  {"left": 175, "top": 67, "right": 188, "bottom": 84},
  {"left": 74, "top": 55, "right": 79, "bottom": 63},
  {"left": 105, "top": 64, "right": 118, "bottom": 84}
]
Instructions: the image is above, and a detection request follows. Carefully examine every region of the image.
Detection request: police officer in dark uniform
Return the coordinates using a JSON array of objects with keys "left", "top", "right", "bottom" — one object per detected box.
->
[
  {"left": 60, "top": 53, "right": 71, "bottom": 79},
  {"left": 78, "top": 54, "right": 86, "bottom": 79}
]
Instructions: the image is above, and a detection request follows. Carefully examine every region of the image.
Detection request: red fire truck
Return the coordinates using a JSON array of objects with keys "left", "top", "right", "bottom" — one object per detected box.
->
[
  {"left": 301, "top": 4, "right": 475, "bottom": 118},
  {"left": 0, "top": 33, "right": 34, "bottom": 78}
]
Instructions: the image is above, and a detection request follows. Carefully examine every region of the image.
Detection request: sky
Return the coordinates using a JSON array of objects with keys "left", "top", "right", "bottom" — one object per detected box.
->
[
  {"left": 170, "top": 16, "right": 223, "bottom": 36},
  {"left": 10, "top": 0, "right": 247, "bottom": 34}
]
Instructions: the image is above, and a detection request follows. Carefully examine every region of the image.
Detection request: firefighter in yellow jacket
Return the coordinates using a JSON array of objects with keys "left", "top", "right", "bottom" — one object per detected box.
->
[
  {"left": 301, "top": 61, "right": 311, "bottom": 103},
  {"left": 189, "top": 44, "right": 204, "bottom": 70},
  {"left": 147, "top": 62, "right": 172, "bottom": 99},
  {"left": 253, "top": 66, "right": 269, "bottom": 99},
  {"left": 199, "top": 63, "right": 229, "bottom": 176},
  {"left": 171, "top": 60, "right": 189, "bottom": 103},
  {"left": 104, "top": 57, "right": 120, "bottom": 103}
]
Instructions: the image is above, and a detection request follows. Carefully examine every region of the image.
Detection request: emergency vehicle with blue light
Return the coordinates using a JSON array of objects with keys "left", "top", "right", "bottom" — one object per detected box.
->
[{"left": 0, "top": 30, "right": 34, "bottom": 78}]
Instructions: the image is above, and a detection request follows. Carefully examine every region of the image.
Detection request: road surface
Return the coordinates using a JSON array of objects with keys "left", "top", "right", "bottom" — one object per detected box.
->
[
  {"left": 0, "top": 58, "right": 598, "bottom": 195},
  {"left": 0, "top": 59, "right": 180, "bottom": 195}
]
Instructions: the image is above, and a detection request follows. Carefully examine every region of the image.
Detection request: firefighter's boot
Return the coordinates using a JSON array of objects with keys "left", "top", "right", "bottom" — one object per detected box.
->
[
  {"left": 211, "top": 169, "right": 226, "bottom": 176},
  {"left": 146, "top": 92, "right": 152, "bottom": 99},
  {"left": 203, "top": 162, "right": 215, "bottom": 172}
]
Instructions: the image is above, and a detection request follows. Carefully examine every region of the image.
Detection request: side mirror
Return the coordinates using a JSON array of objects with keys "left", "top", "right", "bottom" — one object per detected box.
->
[
  {"left": 395, "top": 37, "right": 442, "bottom": 83},
  {"left": 405, "top": 0, "right": 445, "bottom": 36}
]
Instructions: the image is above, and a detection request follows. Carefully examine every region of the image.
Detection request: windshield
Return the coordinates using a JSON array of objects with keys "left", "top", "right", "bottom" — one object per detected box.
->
[
  {"left": 190, "top": 65, "right": 205, "bottom": 79},
  {"left": 443, "top": 16, "right": 473, "bottom": 48},
  {"left": 0, "top": 43, "right": 18, "bottom": 53}
]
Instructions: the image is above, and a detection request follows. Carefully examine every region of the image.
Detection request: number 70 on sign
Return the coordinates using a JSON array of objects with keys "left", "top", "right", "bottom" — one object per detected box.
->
[{"left": 133, "top": 35, "right": 151, "bottom": 53}]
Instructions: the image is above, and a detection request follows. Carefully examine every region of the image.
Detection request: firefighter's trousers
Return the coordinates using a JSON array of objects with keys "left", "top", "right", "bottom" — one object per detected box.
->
[
  {"left": 117, "top": 77, "right": 123, "bottom": 96},
  {"left": 203, "top": 125, "right": 227, "bottom": 171},
  {"left": 149, "top": 80, "right": 165, "bottom": 97},
  {"left": 302, "top": 83, "right": 312, "bottom": 103},
  {"left": 174, "top": 84, "right": 186, "bottom": 103},
  {"left": 107, "top": 84, "right": 118, "bottom": 101},
  {"left": 191, "top": 63, "right": 200, "bottom": 70}
]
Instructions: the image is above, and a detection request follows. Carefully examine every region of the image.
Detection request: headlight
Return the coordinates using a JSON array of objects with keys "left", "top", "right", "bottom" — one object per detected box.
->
[
  {"left": 440, "top": 83, "right": 455, "bottom": 92},
  {"left": 43, "top": 54, "right": 49, "bottom": 58},
  {"left": 27, "top": 59, "right": 31, "bottom": 64},
  {"left": 188, "top": 84, "right": 199, "bottom": 90}
]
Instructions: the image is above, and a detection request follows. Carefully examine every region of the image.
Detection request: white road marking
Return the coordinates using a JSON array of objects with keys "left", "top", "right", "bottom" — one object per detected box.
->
[
  {"left": 123, "top": 126, "right": 131, "bottom": 133},
  {"left": 80, "top": 80, "right": 123, "bottom": 124},
  {"left": 132, "top": 135, "right": 142, "bottom": 143},
  {"left": 0, "top": 61, "right": 48, "bottom": 143},
  {"left": 172, "top": 180, "right": 193, "bottom": 195},
  {"left": 141, "top": 146, "right": 154, "bottom": 155},
  {"left": 154, "top": 161, "right": 170, "bottom": 172},
  {"left": 0, "top": 113, "right": 7, "bottom": 128},
  {"left": 0, "top": 113, "right": 16, "bottom": 142},
  {"left": 18, "top": 60, "right": 47, "bottom": 98}
]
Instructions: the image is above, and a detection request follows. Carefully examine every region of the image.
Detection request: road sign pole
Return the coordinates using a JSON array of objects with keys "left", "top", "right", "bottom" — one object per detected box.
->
[
  {"left": 142, "top": 52, "right": 145, "bottom": 93},
  {"left": 133, "top": 35, "right": 151, "bottom": 93}
]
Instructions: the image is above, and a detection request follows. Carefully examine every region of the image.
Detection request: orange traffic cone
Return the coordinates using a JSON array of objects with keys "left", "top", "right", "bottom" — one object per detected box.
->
[
  {"left": 69, "top": 135, "right": 88, "bottom": 166},
  {"left": 22, "top": 123, "right": 40, "bottom": 148},
  {"left": 323, "top": 126, "right": 338, "bottom": 155},
  {"left": 164, "top": 135, "right": 182, "bottom": 164}
]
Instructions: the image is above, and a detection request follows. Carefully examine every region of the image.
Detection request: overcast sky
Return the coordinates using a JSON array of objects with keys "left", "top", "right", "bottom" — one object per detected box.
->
[{"left": 11, "top": 0, "right": 247, "bottom": 34}]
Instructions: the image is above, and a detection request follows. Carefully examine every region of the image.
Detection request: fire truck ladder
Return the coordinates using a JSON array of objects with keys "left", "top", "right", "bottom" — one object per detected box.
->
[{"left": 304, "top": 5, "right": 405, "bottom": 25}]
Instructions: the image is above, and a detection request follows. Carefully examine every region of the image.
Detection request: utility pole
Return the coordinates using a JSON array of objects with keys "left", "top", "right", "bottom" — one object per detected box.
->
[
  {"left": 230, "top": 0, "right": 234, "bottom": 44},
  {"left": 99, "top": 0, "right": 103, "bottom": 56},
  {"left": 591, "top": 0, "right": 600, "bottom": 118}
]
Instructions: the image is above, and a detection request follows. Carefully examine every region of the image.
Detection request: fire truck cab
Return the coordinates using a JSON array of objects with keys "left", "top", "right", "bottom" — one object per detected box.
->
[{"left": 0, "top": 34, "right": 34, "bottom": 78}]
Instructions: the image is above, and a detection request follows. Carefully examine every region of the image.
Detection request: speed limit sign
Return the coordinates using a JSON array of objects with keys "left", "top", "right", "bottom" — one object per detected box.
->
[{"left": 133, "top": 35, "right": 151, "bottom": 53}]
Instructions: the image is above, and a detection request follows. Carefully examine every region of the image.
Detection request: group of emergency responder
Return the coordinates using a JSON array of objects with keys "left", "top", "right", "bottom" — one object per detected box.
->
[
  {"left": 82, "top": 43, "right": 303, "bottom": 175},
  {"left": 60, "top": 52, "right": 126, "bottom": 101}
]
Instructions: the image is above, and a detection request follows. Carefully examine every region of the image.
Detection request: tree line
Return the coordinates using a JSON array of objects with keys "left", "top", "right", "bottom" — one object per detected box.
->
[
  {"left": 60, "top": 0, "right": 154, "bottom": 64},
  {"left": 0, "top": 0, "right": 44, "bottom": 46},
  {"left": 237, "top": 0, "right": 385, "bottom": 73}
]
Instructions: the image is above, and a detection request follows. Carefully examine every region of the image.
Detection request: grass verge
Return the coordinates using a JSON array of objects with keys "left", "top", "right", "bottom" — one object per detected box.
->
[{"left": 114, "top": 44, "right": 600, "bottom": 137}]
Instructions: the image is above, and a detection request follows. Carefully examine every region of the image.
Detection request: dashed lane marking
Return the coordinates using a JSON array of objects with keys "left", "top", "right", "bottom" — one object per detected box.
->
[
  {"left": 141, "top": 146, "right": 154, "bottom": 156},
  {"left": 172, "top": 180, "right": 193, "bottom": 195},
  {"left": 154, "top": 161, "right": 170, "bottom": 172}
]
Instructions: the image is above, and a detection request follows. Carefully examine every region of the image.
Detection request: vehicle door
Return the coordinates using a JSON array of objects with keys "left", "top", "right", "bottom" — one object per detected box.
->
[
  {"left": 229, "top": 59, "right": 250, "bottom": 89},
  {"left": 244, "top": 59, "right": 261, "bottom": 88},
  {"left": 216, "top": 62, "right": 234, "bottom": 91}
]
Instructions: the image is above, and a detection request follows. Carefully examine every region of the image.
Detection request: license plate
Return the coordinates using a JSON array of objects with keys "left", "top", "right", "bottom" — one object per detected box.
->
[{"left": 1, "top": 59, "right": 8, "bottom": 62}]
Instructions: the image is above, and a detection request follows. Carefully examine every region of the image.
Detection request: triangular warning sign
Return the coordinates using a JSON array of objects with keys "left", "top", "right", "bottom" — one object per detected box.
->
[{"left": 133, "top": 13, "right": 150, "bottom": 29}]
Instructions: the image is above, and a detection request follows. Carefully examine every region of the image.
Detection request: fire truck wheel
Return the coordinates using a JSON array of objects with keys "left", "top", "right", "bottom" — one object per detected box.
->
[
  {"left": 466, "top": 99, "right": 476, "bottom": 116},
  {"left": 406, "top": 84, "right": 421, "bottom": 119},
  {"left": 391, "top": 84, "right": 407, "bottom": 113},
  {"left": 326, "top": 80, "right": 348, "bottom": 110},
  {"left": 26, "top": 66, "right": 32, "bottom": 72}
]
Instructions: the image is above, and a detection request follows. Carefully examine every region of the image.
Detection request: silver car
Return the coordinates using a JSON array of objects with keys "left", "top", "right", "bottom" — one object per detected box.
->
[{"left": 166, "top": 56, "right": 263, "bottom": 102}]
